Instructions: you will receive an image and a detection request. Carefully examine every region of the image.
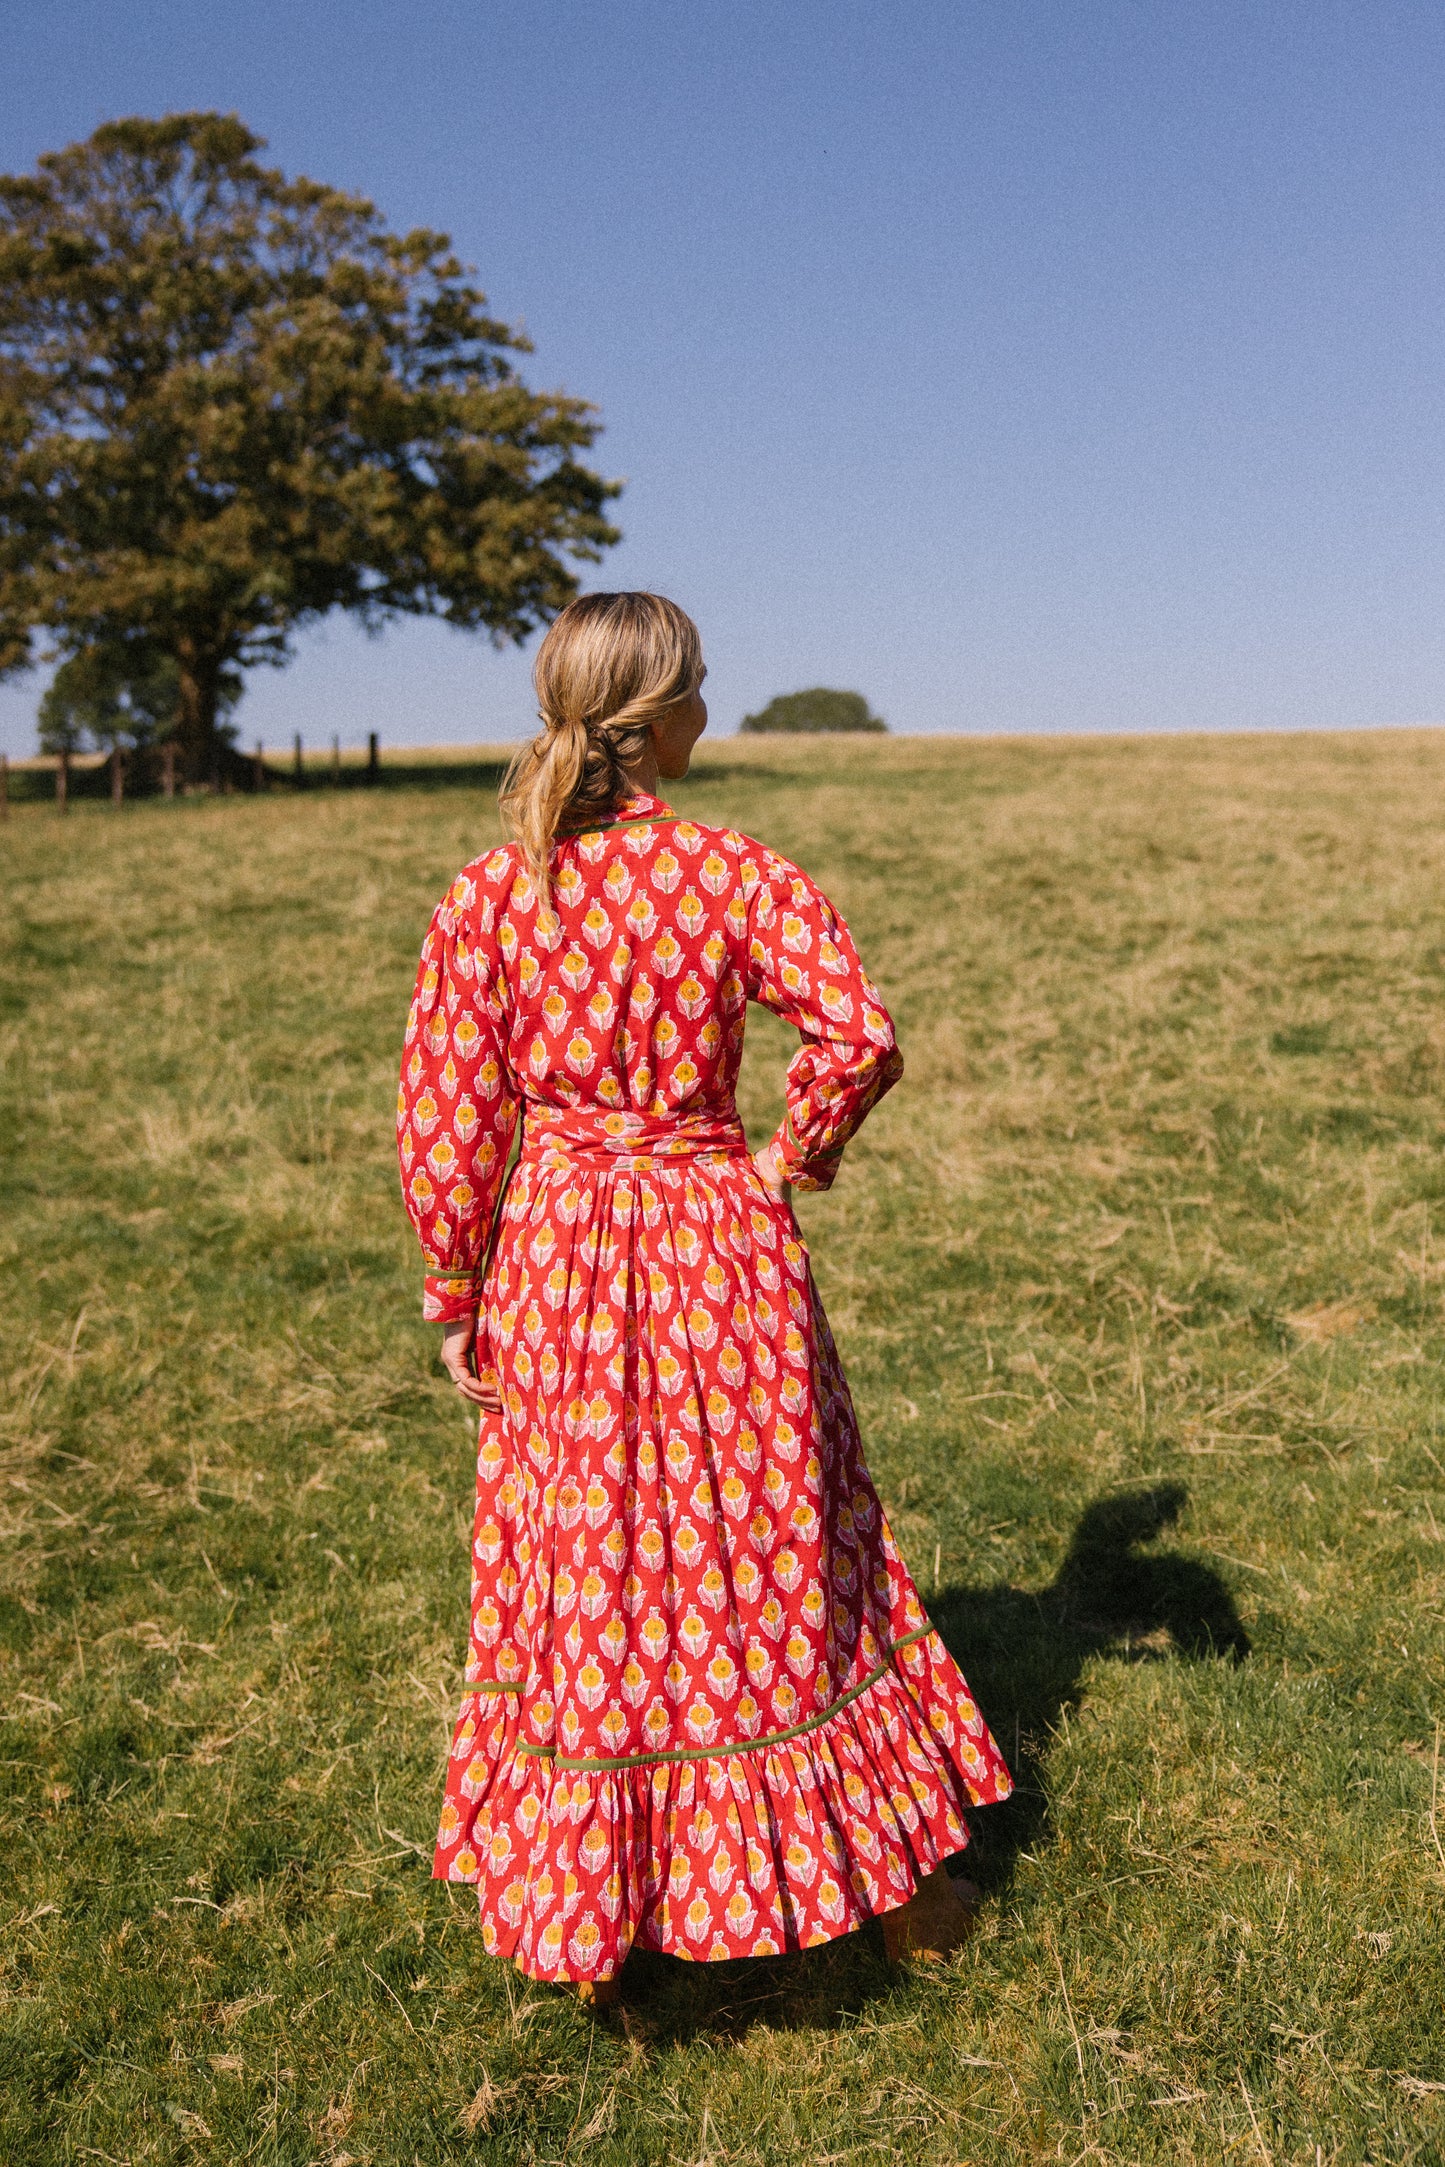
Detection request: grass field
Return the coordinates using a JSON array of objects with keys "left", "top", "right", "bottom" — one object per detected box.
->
[{"left": 3, "top": 729, "right": 1445, "bottom": 2165}]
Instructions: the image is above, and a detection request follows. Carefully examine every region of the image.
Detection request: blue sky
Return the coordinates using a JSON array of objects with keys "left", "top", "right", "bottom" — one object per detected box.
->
[{"left": 4, "top": 0, "right": 1445, "bottom": 753}]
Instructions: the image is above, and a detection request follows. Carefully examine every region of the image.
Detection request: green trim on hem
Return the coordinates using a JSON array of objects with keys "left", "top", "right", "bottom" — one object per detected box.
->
[
  {"left": 511, "top": 1622, "right": 933, "bottom": 1773},
  {"left": 470, "top": 1681, "right": 525, "bottom": 1694}
]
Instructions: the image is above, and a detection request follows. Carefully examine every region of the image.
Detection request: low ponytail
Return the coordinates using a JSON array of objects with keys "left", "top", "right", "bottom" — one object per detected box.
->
[
  {"left": 499, "top": 714, "right": 590, "bottom": 898},
  {"left": 500, "top": 592, "right": 702, "bottom": 904}
]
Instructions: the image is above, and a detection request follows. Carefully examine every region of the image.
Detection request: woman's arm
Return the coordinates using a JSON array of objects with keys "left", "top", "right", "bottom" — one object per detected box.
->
[
  {"left": 742, "top": 847, "right": 903, "bottom": 1190},
  {"left": 397, "top": 861, "right": 519, "bottom": 1401}
]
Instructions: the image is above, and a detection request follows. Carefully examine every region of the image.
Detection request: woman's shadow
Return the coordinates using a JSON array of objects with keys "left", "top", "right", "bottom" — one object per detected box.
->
[
  {"left": 928, "top": 1480, "right": 1250, "bottom": 1897},
  {"left": 621, "top": 1481, "right": 1247, "bottom": 2036}
]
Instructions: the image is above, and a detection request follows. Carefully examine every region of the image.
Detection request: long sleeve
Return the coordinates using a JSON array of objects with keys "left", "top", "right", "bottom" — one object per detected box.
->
[
  {"left": 397, "top": 862, "right": 520, "bottom": 1322},
  {"left": 742, "top": 847, "right": 903, "bottom": 1191}
]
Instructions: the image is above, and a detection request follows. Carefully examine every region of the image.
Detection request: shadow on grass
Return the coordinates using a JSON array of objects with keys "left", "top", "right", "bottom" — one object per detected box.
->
[
  {"left": 620, "top": 1483, "right": 1246, "bottom": 2040},
  {"left": 2, "top": 753, "right": 803, "bottom": 806},
  {"left": 264, "top": 757, "right": 515, "bottom": 796},
  {"left": 932, "top": 1481, "right": 1249, "bottom": 1902},
  {"left": 0, "top": 757, "right": 519, "bottom": 805}
]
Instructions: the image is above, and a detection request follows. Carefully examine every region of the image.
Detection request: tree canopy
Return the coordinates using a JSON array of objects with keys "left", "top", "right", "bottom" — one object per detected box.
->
[
  {"left": 739, "top": 688, "right": 887, "bottom": 735},
  {"left": 0, "top": 113, "right": 620, "bottom": 776}
]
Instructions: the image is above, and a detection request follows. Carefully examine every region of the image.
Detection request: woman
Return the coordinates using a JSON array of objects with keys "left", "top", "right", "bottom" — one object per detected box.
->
[{"left": 397, "top": 592, "right": 1010, "bottom": 1999}]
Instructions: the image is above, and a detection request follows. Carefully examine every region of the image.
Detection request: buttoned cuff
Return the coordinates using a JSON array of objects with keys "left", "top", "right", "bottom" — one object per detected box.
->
[{"left": 423, "top": 1270, "right": 483, "bottom": 1324}]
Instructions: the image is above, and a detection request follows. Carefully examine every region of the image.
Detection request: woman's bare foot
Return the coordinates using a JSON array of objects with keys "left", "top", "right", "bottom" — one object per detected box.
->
[
  {"left": 881, "top": 1866, "right": 983, "bottom": 1964},
  {"left": 575, "top": 1975, "right": 622, "bottom": 2010}
]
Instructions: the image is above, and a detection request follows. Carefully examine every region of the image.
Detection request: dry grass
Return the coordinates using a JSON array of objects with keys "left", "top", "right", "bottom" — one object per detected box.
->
[{"left": 1, "top": 728, "right": 1444, "bottom": 2163}]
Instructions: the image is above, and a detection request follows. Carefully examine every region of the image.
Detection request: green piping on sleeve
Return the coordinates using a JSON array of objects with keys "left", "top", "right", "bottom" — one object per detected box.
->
[
  {"left": 512, "top": 1622, "right": 933, "bottom": 1773},
  {"left": 779, "top": 1109, "right": 844, "bottom": 1167}
]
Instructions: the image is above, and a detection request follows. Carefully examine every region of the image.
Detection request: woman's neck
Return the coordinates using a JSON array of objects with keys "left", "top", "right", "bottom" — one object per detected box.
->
[{"left": 618, "top": 745, "right": 661, "bottom": 799}]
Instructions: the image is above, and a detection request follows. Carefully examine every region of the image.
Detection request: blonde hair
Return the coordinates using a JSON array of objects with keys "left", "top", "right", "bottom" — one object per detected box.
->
[{"left": 500, "top": 592, "right": 703, "bottom": 901}]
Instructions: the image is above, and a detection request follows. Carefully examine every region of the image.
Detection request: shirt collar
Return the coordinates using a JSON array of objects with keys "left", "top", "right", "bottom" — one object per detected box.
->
[{"left": 613, "top": 790, "right": 673, "bottom": 823}]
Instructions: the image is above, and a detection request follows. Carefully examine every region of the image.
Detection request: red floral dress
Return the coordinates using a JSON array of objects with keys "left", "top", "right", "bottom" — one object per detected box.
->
[{"left": 397, "top": 792, "right": 1010, "bottom": 1981}]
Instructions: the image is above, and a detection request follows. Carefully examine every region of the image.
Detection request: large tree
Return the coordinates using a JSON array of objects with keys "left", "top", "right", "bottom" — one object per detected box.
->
[{"left": 0, "top": 113, "right": 620, "bottom": 777}]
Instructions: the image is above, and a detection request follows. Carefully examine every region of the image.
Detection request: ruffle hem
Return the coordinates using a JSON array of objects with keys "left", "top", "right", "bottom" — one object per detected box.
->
[{"left": 434, "top": 1623, "right": 1011, "bottom": 1980}]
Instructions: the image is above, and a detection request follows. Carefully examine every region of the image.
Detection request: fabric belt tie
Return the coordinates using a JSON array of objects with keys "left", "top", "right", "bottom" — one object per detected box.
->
[{"left": 519, "top": 1103, "right": 750, "bottom": 1171}]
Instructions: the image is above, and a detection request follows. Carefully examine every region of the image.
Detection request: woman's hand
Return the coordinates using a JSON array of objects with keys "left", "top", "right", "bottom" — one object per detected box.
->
[
  {"left": 753, "top": 1139, "right": 792, "bottom": 1205},
  {"left": 440, "top": 1317, "right": 502, "bottom": 1411}
]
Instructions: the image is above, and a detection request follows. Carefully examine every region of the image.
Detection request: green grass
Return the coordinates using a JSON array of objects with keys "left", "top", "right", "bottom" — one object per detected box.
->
[{"left": 2, "top": 729, "right": 1444, "bottom": 2165}]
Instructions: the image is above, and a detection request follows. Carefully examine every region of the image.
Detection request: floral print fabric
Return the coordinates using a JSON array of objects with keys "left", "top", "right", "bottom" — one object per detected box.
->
[{"left": 398, "top": 793, "right": 1011, "bottom": 1979}]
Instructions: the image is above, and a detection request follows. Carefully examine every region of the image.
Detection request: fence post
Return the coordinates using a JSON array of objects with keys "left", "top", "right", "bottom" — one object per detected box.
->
[
  {"left": 294, "top": 731, "right": 304, "bottom": 786},
  {"left": 162, "top": 742, "right": 176, "bottom": 800},
  {"left": 368, "top": 731, "right": 379, "bottom": 784},
  {"left": 111, "top": 745, "right": 124, "bottom": 805},
  {"left": 253, "top": 741, "right": 265, "bottom": 792},
  {"left": 56, "top": 748, "right": 68, "bottom": 814},
  {"left": 332, "top": 734, "right": 341, "bottom": 786},
  {"left": 0, "top": 753, "right": 8, "bottom": 821}
]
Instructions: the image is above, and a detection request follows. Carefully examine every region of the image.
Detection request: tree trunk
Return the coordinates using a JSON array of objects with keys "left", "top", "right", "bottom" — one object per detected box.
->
[{"left": 175, "top": 642, "right": 225, "bottom": 788}]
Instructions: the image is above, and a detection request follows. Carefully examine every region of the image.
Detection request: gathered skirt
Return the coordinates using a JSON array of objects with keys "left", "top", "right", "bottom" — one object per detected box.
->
[{"left": 432, "top": 1132, "right": 1012, "bottom": 1979}]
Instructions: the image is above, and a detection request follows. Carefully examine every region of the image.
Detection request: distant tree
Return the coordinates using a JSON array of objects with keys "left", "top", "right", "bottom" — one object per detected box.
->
[
  {"left": 37, "top": 640, "right": 240, "bottom": 758},
  {"left": 0, "top": 113, "right": 620, "bottom": 780},
  {"left": 739, "top": 688, "right": 887, "bottom": 735}
]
